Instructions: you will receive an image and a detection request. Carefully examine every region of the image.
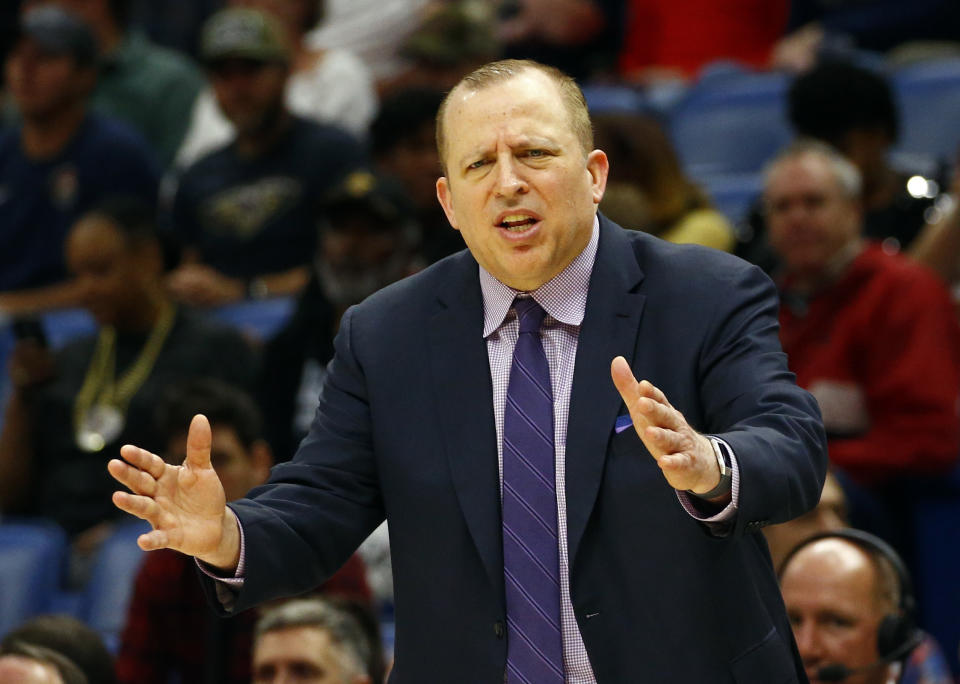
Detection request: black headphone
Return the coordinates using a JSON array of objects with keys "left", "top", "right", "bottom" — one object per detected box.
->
[{"left": 779, "top": 528, "right": 921, "bottom": 664}]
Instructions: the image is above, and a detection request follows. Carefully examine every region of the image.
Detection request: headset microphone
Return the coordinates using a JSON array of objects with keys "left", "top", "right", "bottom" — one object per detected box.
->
[{"left": 814, "top": 630, "right": 924, "bottom": 681}]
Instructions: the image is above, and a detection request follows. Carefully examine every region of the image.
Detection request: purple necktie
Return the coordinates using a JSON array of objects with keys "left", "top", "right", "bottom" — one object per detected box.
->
[{"left": 502, "top": 297, "right": 564, "bottom": 683}]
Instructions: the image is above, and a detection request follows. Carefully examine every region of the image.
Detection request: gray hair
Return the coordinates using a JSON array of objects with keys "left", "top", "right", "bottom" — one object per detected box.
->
[
  {"left": 763, "top": 138, "right": 863, "bottom": 200},
  {"left": 254, "top": 599, "right": 370, "bottom": 682}
]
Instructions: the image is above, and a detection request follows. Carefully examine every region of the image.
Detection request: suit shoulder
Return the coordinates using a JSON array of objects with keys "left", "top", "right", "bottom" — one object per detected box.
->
[
  {"left": 352, "top": 249, "right": 474, "bottom": 318},
  {"left": 626, "top": 229, "right": 769, "bottom": 293}
]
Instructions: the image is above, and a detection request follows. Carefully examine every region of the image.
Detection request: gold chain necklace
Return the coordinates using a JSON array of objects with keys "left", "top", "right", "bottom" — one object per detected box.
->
[{"left": 73, "top": 302, "right": 177, "bottom": 452}]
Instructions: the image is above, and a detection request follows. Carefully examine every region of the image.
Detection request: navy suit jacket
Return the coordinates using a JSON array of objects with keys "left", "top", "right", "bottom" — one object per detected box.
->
[{"left": 214, "top": 216, "right": 827, "bottom": 683}]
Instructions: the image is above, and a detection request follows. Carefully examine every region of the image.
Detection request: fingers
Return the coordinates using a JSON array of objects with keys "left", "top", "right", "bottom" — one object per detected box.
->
[
  {"left": 108, "top": 458, "right": 159, "bottom": 497},
  {"left": 610, "top": 356, "right": 638, "bottom": 400},
  {"left": 136, "top": 530, "right": 171, "bottom": 552},
  {"left": 184, "top": 414, "right": 212, "bottom": 470},
  {"left": 118, "top": 444, "right": 166, "bottom": 479},
  {"left": 112, "top": 490, "right": 161, "bottom": 524},
  {"left": 611, "top": 357, "right": 674, "bottom": 417}
]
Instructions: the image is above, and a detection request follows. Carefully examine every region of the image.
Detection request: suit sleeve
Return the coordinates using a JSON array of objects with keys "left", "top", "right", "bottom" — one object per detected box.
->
[
  {"left": 220, "top": 306, "right": 385, "bottom": 612},
  {"left": 696, "top": 262, "right": 828, "bottom": 538}
]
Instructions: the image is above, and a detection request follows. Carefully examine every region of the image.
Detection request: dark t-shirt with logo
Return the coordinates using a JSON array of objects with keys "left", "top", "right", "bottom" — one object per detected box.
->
[
  {"left": 0, "top": 114, "right": 160, "bottom": 290},
  {"left": 171, "top": 117, "right": 365, "bottom": 278}
]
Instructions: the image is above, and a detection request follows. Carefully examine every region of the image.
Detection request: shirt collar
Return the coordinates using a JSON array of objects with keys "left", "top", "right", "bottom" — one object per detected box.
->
[{"left": 480, "top": 215, "right": 599, "bottom": 337}]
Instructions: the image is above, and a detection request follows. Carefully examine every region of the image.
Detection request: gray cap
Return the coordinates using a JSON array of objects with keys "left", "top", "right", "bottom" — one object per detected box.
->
[
  {"left": 19, "top": 5, "right": 98, "bottom": 66},
  {"left": 200, "top": 8, "right": 291, "bottom": 65}
]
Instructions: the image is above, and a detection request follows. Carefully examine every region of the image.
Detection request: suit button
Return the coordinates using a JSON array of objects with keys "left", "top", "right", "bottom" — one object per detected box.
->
[{"left": 494, "top": 621, "right": 505, "bottom": 639}]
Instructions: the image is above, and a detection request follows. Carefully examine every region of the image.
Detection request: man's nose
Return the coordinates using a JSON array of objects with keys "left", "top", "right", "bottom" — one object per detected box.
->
[
  {"left": 494, "top": 157, "right": 528, "bottom": 198},
  {"left": 793, "top": 620, "right": 823, "bottom": 658}
]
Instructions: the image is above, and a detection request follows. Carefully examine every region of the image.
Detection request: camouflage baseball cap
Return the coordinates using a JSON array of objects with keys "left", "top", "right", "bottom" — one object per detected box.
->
[{"left": 200, "top": 8, "right": 291, "bottom": 65}]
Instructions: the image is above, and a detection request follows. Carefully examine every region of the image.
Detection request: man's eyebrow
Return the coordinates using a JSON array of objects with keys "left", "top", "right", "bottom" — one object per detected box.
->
[
  {"left": 519, "top": 136, "right": 560, "bottom": 150},
  {"left": 457, "top": 137, "right": 562, "bottom": 167}
]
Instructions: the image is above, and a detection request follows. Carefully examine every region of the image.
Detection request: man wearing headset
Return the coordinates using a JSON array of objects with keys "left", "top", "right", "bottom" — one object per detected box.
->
[{"left": 779, "top": 530, "right": 952, "bottom": 684}]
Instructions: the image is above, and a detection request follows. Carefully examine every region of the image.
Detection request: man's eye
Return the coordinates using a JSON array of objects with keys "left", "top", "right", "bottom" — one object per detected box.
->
[
  {"left": 467, "top": 159, "right": 487, "bottom": 170},
  {"left": 526, "top": 149, "right": 545, "bottom": 157},
  {"left": 826, "top": 615, "right": 853, "bottom": 629}
]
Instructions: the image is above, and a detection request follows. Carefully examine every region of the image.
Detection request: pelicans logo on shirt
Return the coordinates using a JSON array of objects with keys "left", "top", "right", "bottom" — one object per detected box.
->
[{"left": 201, "top": 176, "right": 303, "bottom": 240}]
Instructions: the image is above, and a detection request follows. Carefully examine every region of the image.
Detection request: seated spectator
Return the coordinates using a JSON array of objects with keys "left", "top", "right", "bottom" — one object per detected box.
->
[
  {"left": 0, "top": 198, "right": 257, "bottom": 551},
  {"left": 739, "top": 62, "right": 940, "bottom": 269},
  {"left": 499, "top": 0, "right": 621, "bottom": 81},
  {"left": 789, "top": 62, "right": 939, "bottom": 251},
  {"left": 0, "top": 5, "right": 159, "bottom": 316},
  {"left": 771, "top": 0, "right": 960, "bottom": 73},
  {"left": 370, "top": 86, "right": 461, "bottom": 264},
  {"left": 779, "top": 530, "right": 954, "bottom": 684},
  {"left": 39, "top": 0, "right": 205, "bottom": 167},
  {"left": 0, "top": 641, "right": 87, "bottom": 684},
  {"left": 305, "top": 0, "right": 431, "bottom": 83},
  {"left": 1, "top": 615, "right": 115, "bottom": 684},
  {"left": 175, "top": 0, "right": 376, "bottom": 168},
  {"left": 252, "top": 598, "right": 374, "bottom": 684},
  {"left": 167, "top": 7, "right": 365, "bottom": 307},
  {"left": 115, "top": 377, "right": 371, "bottom": 684},
  {"left": 383, "top": 1, "right": 499, "bottom": 96},
  {"left": 593, "top": 112, "right": 735, "bottom": 251},
  {"left": 259, "top": 169, "right": 422, "bottom": 459},
  {"left": 764, "top": 141, "right": 960, "bottom": 486},
  {"left": 763, "top": 469, "right": 848, "bottom": 570}
]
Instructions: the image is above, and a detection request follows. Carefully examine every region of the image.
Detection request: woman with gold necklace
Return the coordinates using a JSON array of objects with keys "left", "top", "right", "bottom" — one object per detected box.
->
[{"left": 0, "top": 197, "right": 257, "bottom": 563}]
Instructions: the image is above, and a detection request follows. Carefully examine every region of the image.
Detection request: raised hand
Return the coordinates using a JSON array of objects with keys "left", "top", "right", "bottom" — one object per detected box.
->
[
  {"left": 610, "top": 356, "right": 722, "bottom": 496},
  {"left": 108, "top": 414, "right": 241, "bottom": 570}
]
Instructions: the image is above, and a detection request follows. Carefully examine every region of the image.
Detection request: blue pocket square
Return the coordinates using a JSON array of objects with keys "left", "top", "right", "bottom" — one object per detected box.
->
[{"left": 615, "top": 414, "right": 633, "bottom": 433}]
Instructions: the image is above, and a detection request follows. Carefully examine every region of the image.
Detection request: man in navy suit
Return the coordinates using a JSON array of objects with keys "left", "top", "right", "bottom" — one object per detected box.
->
[{"left": 109, "top": 60, "right": 827, "bottom": 682}]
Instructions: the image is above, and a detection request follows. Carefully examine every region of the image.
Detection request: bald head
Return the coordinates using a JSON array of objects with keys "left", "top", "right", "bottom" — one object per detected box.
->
[
  {"left": 782, "top": 537, "right": 900, "bottom": 616},
  {"left": 0, "top": 655, "right": 65, "bottom": 684},
  {"left": 436, "top": 59, "right": 593, "bottom": 174}
]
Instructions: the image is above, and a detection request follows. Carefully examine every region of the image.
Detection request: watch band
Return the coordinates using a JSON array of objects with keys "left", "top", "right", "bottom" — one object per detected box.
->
[{"left": 689, "top": 438, "right": 732, "bottom": 500}]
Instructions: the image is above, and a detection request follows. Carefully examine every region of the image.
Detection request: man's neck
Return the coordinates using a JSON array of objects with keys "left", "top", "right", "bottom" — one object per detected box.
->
[
  {"left": 235, "top": 110, "right": 293, "bottom": 158},
  {"left": 21, "top": 105, "right": 86, "bottom": 160},
  {"left": 782, "top": 239, "right": 865, "bottom": 297},
  {"left": 115, "top": 292, "right": 168, "bottom": 334}
]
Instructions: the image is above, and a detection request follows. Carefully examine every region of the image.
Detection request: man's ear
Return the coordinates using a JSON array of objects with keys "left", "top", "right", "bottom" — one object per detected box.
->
[
  {"left": 586, "top": 149, "right": 610, "bottom": 205},
  {"left": 250, "top": 439, "right": 273, "bottom": 486},
  {"left": 436, "top": 176, "right": 459, "bottom": 231}
]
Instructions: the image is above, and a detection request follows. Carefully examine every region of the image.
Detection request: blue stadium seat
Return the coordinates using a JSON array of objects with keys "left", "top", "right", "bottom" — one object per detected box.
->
[
  {"left": 669, "top": 72, "right": 791, "bottom": 179},
  {"left": 892, "top": 57, "right": 960, "bottom": 164},
  {"left": 581, "top": 84, "right": 647, "bottom": 115},
  {"left": 211, "top": 296, "right": 296, "bottom": 342},
  {"left": 0, "top": 521, "right": 68, "bottom": 638},
  {"left": 41, "top": 309, "right": 96, "bottom": 348},
  {"left": 78, "top": 519, "right": 150, "bottom": 652}
]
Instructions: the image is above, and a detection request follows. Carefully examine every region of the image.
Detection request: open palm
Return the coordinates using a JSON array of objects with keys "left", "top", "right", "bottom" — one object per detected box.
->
[{"left": 108, "top": 414, "right": 235, "bottom": 564}]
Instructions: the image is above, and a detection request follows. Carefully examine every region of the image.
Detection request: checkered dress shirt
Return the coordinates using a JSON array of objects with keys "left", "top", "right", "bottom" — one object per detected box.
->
[{"left": 479, "top": 216, "right": 739, "bottom": 682}]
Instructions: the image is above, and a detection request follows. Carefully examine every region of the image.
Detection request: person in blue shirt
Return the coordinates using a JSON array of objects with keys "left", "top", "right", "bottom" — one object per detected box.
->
[{"left": 0, "top": 5, "right": 159, "bottom": 316}]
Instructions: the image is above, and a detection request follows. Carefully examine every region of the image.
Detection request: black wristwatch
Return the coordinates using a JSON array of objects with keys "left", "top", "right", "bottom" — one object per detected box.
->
[{"left": 689, "top": 438, "right": 732, "bottom": 500}]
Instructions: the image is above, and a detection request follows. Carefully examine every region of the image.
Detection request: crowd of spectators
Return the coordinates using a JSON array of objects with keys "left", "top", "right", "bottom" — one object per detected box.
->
[{"left": 2, "top": 0, "right": 960, "bottom": 681}]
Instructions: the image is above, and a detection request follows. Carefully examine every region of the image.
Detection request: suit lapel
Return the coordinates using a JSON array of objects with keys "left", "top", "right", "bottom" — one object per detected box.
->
[
  {"left": 566, "top": 217, "right": 646, "bottom": 568},
  {"left": 428, "top": 255, "right": 503, "bottom": 595}
]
